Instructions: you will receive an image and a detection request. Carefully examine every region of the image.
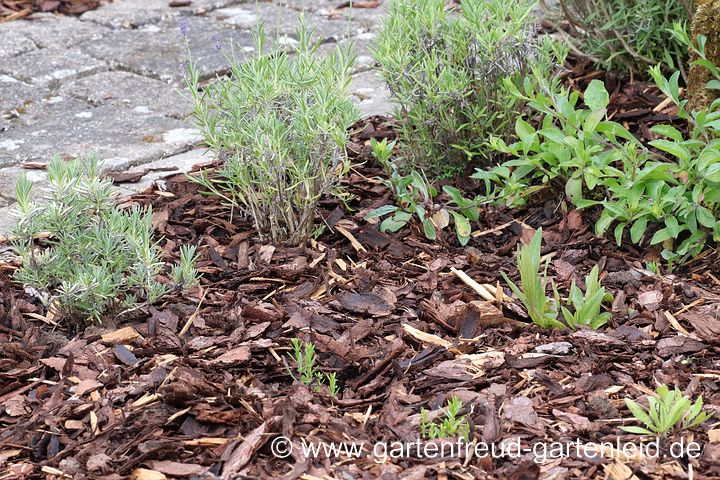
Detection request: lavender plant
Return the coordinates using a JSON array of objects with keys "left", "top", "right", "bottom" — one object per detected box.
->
[
  {"left": 372, "top": 0, "right": 560, "bottom": 178},
  {"left": 184, "top": 19, "right": 359, "bottom": 246},
  {"left": 557, "top": 0, "right": 691, "bottom": 75},
  {"left": 12, "top": 155, "right": 171, "bottom": 326}
]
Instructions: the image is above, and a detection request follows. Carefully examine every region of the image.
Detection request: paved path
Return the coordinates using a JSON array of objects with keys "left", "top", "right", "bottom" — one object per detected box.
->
[{"left": 0, "top": 0, "right": 391, "bottom": 232}]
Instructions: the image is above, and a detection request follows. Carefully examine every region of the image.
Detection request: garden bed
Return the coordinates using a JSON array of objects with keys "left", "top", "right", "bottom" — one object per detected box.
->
[{"left": 1, "top": 101, "right": 720, "bottom": 478}]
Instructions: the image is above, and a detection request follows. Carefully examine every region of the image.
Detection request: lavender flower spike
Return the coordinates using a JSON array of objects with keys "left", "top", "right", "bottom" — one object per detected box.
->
[
  {"left": 179, "top": 19, "right": 189, "bottom": 37},
  {"left": 211, "top": 32, "right": 222, "bottom": 50}
]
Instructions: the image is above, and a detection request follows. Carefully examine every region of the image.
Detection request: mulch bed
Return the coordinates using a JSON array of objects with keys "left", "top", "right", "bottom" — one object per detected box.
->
[
  {"left": 2, "top": 66, "right": 720, "bottom": 479},
  {"left": 0, "top": 0, "right": 105, "bottom": 22}
]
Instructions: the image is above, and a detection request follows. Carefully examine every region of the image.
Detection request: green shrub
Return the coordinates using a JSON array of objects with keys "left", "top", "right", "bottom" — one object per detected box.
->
[
  {"left": 476, "top": 52, "right": 720, "bottom": 264},
  {"left": 12, "top": 155, "right": 171, "bottom": 325},
  {"left": 557, "top": 0, "right": 691, "bottom": 74},
  {"left": 372, "top": 0, "right": 559, "bottom": 178},
  {"left": 185, "top": 20, "right": 359, "bottom": 246}
]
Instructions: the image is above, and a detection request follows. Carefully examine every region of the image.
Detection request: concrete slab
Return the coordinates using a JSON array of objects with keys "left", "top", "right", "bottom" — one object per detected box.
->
[
  {"left": 59, "top": 71, "right": 192, "bottom": 119},
  {"left": 0, "top": 48, "right": 107, "bottom": 87},
  {"left": 79, "top": 18, "right": 254, "bottom": 82}
]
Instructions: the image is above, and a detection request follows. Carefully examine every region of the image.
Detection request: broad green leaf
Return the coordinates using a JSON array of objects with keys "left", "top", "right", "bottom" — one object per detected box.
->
[
  {"left": 380, "top": 216, "right": 407, "bottom": 233},
  {"left": 650, "top": 227, "right": 673, "bottom": 245},
  {"left": 650, "top": 124, "right": 684, "bottom": 142},
  {"left": 584, "top": 79, "right": 610, "bottom": 111},
  {"left": 451, "top": 211, "right": 472, "bottom": 239},
  {"left": 697, "top": 206, "right": 716, "bottom": 228},
  {"left": 649, "top": 139, "right": 691, "bottom": 163},
  {"left": 422, "top": 218, "right": 437, "bottom": 240},
  {"left": 366, "top": 204, "right": 399, "bottom": 219},
  {"left": 515, "top": 117, "right": 535, "bottom": 142},
  {"left": 614, "top": 222, "right": 626, "bottom": 246},
  {"left": 630, "top": 217, "right": 648, "bottom": 244}
]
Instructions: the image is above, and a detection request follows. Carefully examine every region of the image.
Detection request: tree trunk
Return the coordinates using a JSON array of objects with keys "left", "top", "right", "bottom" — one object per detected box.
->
[{"left": 688, "top": 0, "right": 720, "bottom": 111}]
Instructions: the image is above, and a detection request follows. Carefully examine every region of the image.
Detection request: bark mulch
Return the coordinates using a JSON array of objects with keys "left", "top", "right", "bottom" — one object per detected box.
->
[
  {"left": 2, "top": 91, "right": 720, "bottom": 478},
  {"left": 0, "top": 0, "right": 106, "bottom": 22}
]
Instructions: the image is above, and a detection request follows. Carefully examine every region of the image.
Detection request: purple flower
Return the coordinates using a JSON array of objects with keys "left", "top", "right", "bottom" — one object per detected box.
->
[
  {"left": 179, "top": 19, "right": 189, "bottom": 37},
  {"left": 211, "top": 32, "right": 222, "bottom": 50}
]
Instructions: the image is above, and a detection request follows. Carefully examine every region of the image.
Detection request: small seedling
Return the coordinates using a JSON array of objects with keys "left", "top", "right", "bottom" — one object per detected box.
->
[
  {"left": 645, "top": 261, "right": 659, "bottom": 274},
  {"left": 420, "top": 396, "right": 471, "bottom": 441},
  {"left": 326, "top": 372, "right": 340, "bottom": 398},
  {"left": 287, "top": 338, "right": 340, "bottom": 398},
  {"left": 561, "top": 265, "right": 612, "bottom": 330},
  {"left": 289, "top": 338, "right": 320, "bottom": 386},
  {"left": 502, "top": 228, "right": 564, "bottom": 329},
  {"left": 370, "top": 138, "right": 396, "bottom": 170},
  {"left": 365, "top": 167, "right": 478, "bottom": 246},
  {"left": 172, "top": 244, "right": 200, "bottom": 288},
  {"left": 621, "top": 384, "right": 713, "bottom": 437}
]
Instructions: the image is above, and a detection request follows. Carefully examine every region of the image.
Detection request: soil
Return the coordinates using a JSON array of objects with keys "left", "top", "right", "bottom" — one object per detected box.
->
[{"left": 1, "top": 64, "right": 720, "bottom": 479}]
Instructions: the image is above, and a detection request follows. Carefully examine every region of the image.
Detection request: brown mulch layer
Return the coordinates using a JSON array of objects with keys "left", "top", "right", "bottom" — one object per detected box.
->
[
  {"left": 0, "top": 0, "right": 106, "bottom": 22},
  {"left": 2, "top": 78, "right": 720, "bottom": 478}
]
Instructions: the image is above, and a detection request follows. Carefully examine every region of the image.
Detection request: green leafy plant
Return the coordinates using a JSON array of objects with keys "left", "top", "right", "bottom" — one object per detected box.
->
[
  {"left": 172, "top": 245, "right": 200, "bottom": 289},
  {"left": 420, "top": 396, "right": 471, "bottom": 441},
  {"left": 621, "top": 384, "right": 713, "bottom": 437},
  {"left": 642, "top": 25, "right": 720, "bottom": 264},
  {"left": 184, "top": 19, "right": 359, "bottom": 246},
  {"left": 474, "top": 75, "right": 644, "bottom": 208},
  {"left": 365, "top": 164, "right": 478, "bottom": 245},
  {"left": 12, "top": 155, "right": 169, "bottom": 326},
  {"left": 502, "top": 228, "right": 564, "bottom": 329},
  {"left": 288, "top": 338, "right": 340, "bottom": 398},
  {"left": 557, "top": 0, "right": 690, "bottom": 75},
  {"left": 560, "top": 266, "right": 612, "bottom": 329},
  {"left": 475, "top": 55, "right": 720, "bottom": 264},
  {"left": 373, "top": 0, "right": 559, "bottom": 178}
]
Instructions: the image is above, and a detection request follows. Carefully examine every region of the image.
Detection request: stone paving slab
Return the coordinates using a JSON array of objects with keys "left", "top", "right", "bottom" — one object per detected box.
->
[
  {"left": 80, "top": 18, "right": 255, "bottom": 82},
  {"left": 81, "top": 0, "right": 244, "bottom": 29},
  {"left": 0, "top": 30, "right": 36, "bottom": 58},
  {"left": 0, "top": 13, "right": 111, "bottom": 49},
  {"left": 59, "top": 71, "right": 192, "bottom": 119},
  {"left": 0, "top": 101, "right": 194, "bottom": 170},
  {"left": 0, "top": 48, "right": 107, "bottom": 87},
  {"left": 349, "top": 69, "right": 392, "bottom": 118}
]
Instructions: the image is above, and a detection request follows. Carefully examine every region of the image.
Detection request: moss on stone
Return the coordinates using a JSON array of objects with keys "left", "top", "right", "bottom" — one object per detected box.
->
[{"left": 689, "top": 0, "right": 720, "bottom": 111}]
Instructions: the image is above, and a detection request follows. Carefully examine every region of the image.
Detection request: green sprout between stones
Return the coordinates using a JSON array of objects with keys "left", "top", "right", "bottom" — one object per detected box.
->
[
  {"left": 420, "top": 396, "right": 471, "bottom": 441},
  {"left": 288, "top": 338, "right": 340, "bottom": 398},
  {"left": 621, "top": 384, "right": 713, "bottom": 437}
]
